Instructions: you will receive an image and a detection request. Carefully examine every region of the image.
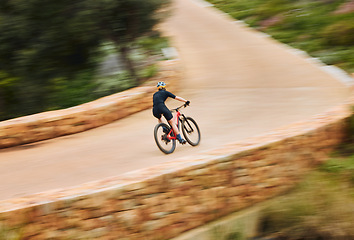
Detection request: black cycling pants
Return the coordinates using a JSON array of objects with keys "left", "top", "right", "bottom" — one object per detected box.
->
[{"left": 153, "top": 104, "right": 173, "bottom": 121}]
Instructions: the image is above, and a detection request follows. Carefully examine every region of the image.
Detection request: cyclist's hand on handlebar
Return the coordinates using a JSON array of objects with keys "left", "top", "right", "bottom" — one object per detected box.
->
[{"left": 184, "top": 101, "right": 190, "bottom": 107}]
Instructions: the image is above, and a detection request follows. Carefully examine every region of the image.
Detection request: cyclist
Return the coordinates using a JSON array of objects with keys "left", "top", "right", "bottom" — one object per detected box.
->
[{"left": 153, "top": 81, "right": 190, "bottom": 144}]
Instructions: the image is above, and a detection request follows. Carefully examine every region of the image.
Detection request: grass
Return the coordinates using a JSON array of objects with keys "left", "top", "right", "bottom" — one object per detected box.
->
[
  {"left": 254, "top": 111, "right": 354, "bottom": 239},
  {"left": 257, "top": 138, "right": 354, "bottom": 239},
  {"left": 207, "top": 0, "right": 354, "bottom": 74}
]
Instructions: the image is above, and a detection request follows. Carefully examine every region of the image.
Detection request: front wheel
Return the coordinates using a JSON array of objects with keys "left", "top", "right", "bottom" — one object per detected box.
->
[
  {"left": 154, "top": 123, "right": 176, "bottom": 154},
  {"left": 182, "top": 117, "right": 201, "bottom": 146}
]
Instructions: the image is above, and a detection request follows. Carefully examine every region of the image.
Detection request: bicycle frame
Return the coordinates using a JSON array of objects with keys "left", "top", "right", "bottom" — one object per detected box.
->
[
  {"left": 154, "top": 103, "right": 200, "bottom": 153},
  {"left": 165, "top": 105, "right": 185, "bottom": 140}
]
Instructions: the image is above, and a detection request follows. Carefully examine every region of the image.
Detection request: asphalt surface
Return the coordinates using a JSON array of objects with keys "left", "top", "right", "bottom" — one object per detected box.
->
[{"left": 0, "top": 0, "right": 350, "bottom": 201}]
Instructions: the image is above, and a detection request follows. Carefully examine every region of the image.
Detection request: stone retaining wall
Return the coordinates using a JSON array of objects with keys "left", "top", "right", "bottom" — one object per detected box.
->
[
  {"left": 0, "top": 60, "right": 180, "bottom": 149},
  {"left": 0, "top": 97, "right": 352, "bottom": 239}
]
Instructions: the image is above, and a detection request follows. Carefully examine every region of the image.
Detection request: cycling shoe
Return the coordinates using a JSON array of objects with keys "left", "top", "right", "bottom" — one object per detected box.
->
[{"left": 178, "top": 138, "right": 186, "bottom": 144}]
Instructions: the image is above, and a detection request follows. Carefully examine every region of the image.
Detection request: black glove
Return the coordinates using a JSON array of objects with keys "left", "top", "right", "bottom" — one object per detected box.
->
[{"left": 184, "top": 101, "right": 190, "bottom": 107}]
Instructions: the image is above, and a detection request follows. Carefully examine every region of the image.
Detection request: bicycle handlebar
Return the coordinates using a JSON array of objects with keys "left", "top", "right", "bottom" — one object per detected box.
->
[{"left": 171, "top": 103, "right": 189, "bottom": 112}]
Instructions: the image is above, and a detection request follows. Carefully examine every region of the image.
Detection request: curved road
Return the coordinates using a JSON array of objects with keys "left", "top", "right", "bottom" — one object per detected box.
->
[{"left": 0, "top": 0, "right": 350, "bottom": 201}]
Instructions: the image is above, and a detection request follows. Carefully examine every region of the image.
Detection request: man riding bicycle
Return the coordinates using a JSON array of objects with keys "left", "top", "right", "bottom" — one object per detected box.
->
[{"left": 152, "top": 81, "right": 190, "bottom": 144}]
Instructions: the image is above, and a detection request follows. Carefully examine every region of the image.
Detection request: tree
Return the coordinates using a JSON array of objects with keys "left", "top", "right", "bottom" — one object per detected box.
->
[
  {"left": 86, "top": 0, "right": 170, "bottom": 85},
  {"left": 0, "top": 0, "right": 101, "bottom": 117},
  {"left": 0, "top": 0, "right": 170, "bottom": 120}
]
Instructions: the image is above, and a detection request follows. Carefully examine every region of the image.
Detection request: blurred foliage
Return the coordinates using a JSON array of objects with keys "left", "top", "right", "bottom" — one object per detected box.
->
[
  {"left": 329, "top": 108, "right": 354, "bottom": 157},
  {"left": 254, "top": 0, "right": 293, "bottom": 20},
  {"left": 320, "top": 156, "right": 354, "bottom": 182},
  {"left": 84, "top": 0, "right": 171, "bottom": 83},
  {"left": 0, "top": 0, "right": 170, "bottom": 121},
  {"left": 137, "top": 34, "right": 170, "bottom": 56},
  {"left": 208, "top": 0, "right": 354, "bottom": 74},
  {"left": 322, "top": 20, "right": 354, "bottom": 46},
  {"left": 259, "top": 170, "right": 354, "bottom": 239},
  {"left": 256, "top": 112, "right": 354, "bottom": 239},
  {"left": 94, "top": 71, "right": 135, "bottom": 98}
]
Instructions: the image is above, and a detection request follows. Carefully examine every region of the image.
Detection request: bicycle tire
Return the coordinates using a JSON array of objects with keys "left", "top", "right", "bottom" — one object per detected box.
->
[
  {"left": 154, "top": 123, "right": 176, "bottom": 154},
  {"left": 181, "top": 117, "right": 201, "bottom": 146}
]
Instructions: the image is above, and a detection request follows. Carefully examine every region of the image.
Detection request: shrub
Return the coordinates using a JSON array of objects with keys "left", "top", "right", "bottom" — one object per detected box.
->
[
  {"left": 259, "top": 171, "right": 354, "bottom": 239},
  {"left": 254, "top": 0, "right": 292, "bottom": 20},
  {"left": 322, "top": 21, "right": 354, "bottom": 46}
]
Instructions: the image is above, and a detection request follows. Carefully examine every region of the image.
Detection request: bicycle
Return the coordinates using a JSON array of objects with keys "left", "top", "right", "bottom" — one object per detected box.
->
[{"left": 153, "top": 104, "right": 201, "bottom": 154}]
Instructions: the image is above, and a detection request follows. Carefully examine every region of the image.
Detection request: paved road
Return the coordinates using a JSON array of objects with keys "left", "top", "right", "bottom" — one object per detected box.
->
[{"left": 0, "top": 0, "right": 350, "bottom": 201}]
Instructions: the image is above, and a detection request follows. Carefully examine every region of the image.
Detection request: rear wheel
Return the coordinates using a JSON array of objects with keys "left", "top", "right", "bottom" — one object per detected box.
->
[
  {"left": 154, "top": 123, "right": 176, "bottom": 154},
  {"left": 182, "top": 117, "right": 201, "bottom": 146}
]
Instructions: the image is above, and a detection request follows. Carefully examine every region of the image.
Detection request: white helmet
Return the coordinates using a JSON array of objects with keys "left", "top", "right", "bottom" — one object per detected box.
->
[{"left": 157, "top": 81, "right": 166, "bottom": 90}]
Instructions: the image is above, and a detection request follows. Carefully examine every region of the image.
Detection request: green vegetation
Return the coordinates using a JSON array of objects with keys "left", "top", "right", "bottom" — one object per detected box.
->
[
  {"left": 259, "top": 157, "right": 354, "bottom": 239},
  {"left": 208, "top": 0, "right": 354, "bottom": 73},
  {"left": 257, "top": 119, "right": 354, "bottom": 239},
  {"left": 0, "top": 0, "right": 171, "bottom": 121}
]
